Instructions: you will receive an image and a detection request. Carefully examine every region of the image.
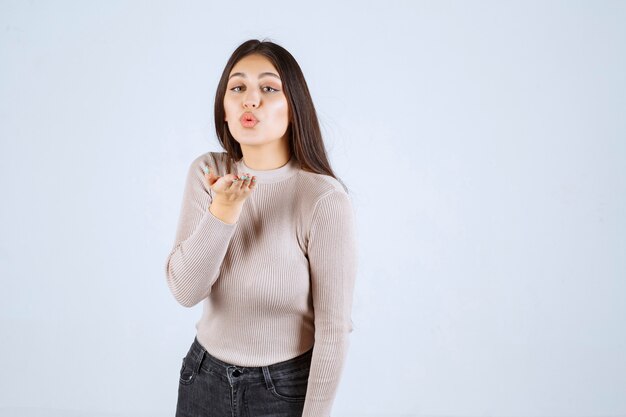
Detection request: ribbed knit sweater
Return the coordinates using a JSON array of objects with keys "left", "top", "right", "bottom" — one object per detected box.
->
[{"left": 164, "top": 151, "right": 357, "bottom": 417}]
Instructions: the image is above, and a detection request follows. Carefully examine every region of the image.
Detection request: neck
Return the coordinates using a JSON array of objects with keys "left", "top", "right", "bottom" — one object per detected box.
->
[
  {"left": 240, "top": 143, "right": 291, "bottom": 171},
  {"left": 235, "top": 149, "right": 299, "bottom": 184}
]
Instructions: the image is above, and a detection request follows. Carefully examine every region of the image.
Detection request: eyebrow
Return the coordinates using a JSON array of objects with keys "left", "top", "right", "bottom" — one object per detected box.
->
[{"left": 228, "top": 72, "right": 281, "bottom": 81}]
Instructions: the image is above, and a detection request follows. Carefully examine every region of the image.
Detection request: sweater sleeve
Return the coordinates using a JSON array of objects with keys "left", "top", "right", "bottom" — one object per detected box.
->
[
  {"left": 164, "top": 155, "right": 238, "bottom": 307},
  {"left": 302, "top": 190, "right": 358, "bottom": 417}
]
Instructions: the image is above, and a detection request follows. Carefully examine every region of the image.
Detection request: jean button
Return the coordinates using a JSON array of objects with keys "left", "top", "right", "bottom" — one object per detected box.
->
[{"left": 232, "top": 369, "right": 242, "bottom": 377}]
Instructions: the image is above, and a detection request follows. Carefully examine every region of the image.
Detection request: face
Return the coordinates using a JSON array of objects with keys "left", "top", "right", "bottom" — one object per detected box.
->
[{"left": 224, "top": 54, "right": 290, "bottom": 147}]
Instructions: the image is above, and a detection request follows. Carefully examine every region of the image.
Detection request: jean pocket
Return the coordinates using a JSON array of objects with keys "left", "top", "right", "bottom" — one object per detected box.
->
[
  {"left": 179, "top": 356, "right": 197, "bottom": 385},
  {"left": 268, "top": 368, "right": 309, "bottom": 402}
]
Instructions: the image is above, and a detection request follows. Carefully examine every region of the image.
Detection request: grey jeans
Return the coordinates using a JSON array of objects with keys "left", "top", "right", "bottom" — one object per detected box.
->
[{"left": 176, "top": 336, "right": 313, "bottom": 417}]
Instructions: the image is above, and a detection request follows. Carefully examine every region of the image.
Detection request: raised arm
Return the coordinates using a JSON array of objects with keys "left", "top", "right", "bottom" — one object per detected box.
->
[
  {"left": 164, "top": 155, "right": 238, "bottom": 307},
  {"left": 302, "top": 190, "right": 358, "bottom": 417}
]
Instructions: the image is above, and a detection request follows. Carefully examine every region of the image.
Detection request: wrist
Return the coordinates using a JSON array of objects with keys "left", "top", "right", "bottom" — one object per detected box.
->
[{"left": 212, "top": 197, "right": 244, "bottom": 209}]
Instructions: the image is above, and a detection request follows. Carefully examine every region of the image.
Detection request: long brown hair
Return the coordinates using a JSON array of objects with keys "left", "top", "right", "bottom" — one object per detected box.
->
[{"left": 213, "top": 38, "right": 348, "bottom": 193}]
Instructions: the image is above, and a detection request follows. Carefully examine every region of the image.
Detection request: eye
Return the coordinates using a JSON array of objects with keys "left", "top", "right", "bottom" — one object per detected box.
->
[{"left": 228, "top": 85, "right": 280, "bottom": 93}]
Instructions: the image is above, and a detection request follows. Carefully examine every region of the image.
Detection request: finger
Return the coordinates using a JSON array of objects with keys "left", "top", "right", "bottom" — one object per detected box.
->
[
  {"left": 248, "top": 176, "right": 257, "bottom": 189},
  {"left": 203, "top": 164, "right": 218, "bottom": 186},
  {"left": 205, "top": 172, "right": 217, "bottom": 187},
  {"left": 241, "top": 173, "right": 252, "bottom": 188},
  {"left": 236, "top": 176, "right": 249, "bottom": 192},
  {"left": 230, "top": 175, "right": 244, "bottom": 191},
  {"left": 208, "top": 173, "right": 227, "bottom": 191},
  {"left": 241, "top": 172, "right": 252, "bottom": 190}
]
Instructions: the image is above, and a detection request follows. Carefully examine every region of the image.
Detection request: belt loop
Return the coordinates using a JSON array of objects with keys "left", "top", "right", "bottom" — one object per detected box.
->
[
  {"left": 194, "top": 346, "right": 206, "bottom": 374},
  {"left": 262, "top": 366, "right": 274, "bottom": 390}
]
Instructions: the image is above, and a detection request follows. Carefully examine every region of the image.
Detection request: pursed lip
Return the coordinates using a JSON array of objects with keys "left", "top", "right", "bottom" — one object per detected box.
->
[{"left": 240, "top": 112, "right": 258, "bottom": 123}]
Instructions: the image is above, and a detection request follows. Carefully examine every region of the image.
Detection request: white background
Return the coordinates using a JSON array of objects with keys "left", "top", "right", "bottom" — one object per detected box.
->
[{"left": 1, "top": 1, "right": 624, "bottom": 416}]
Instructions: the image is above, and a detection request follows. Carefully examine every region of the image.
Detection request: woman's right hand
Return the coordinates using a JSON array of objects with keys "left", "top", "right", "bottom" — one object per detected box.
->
[{"left": 203, "top": 163, "right": 257, "bottom": 206}]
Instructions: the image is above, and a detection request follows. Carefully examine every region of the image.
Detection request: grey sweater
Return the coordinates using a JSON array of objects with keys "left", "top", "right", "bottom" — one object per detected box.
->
[{"left": 165, "top": 151, "right": 357, "bottom": 417}]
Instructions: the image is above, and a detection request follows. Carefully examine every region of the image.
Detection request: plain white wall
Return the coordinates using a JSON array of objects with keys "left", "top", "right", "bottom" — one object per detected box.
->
[{"left": 1, "top": 1, "right": 625, "bottom": 416}]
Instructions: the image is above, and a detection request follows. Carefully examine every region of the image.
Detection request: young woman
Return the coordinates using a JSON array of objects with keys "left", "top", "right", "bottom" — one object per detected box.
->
[{"left": 165, "top": 39, "right": 357, "bottom": 417}]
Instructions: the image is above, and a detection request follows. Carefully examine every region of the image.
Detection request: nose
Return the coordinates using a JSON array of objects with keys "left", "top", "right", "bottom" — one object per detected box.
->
[{"left": 243, "top": 89, "right": 260, "bottom": 109}]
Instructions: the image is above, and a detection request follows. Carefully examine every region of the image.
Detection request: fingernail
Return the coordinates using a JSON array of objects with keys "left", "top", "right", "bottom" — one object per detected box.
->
[{"left": 202, "top": 164, "right": 209, "bottom": 174}]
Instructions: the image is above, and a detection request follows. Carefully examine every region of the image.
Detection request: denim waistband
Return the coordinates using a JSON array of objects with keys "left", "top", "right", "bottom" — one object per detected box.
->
[{"left": 188, "top": 336, "right": 313, "bottom": 379}]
